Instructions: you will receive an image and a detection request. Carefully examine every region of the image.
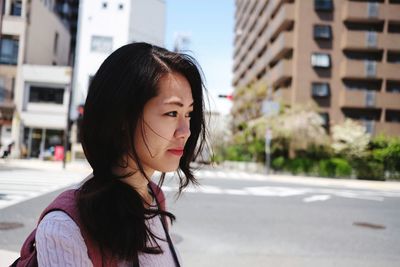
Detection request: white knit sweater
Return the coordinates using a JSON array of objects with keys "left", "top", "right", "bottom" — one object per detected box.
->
[{"left": 36, "top": 211, "right": 180, "bottom": 267}]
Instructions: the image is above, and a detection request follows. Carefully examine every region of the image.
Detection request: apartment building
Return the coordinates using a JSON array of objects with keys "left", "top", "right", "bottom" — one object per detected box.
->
[
  {"left": 233, "top": 0, "right": 400, "bottom": 136},
  {"left": 1, "top": 0, "right": 72, "bottom": 158}
]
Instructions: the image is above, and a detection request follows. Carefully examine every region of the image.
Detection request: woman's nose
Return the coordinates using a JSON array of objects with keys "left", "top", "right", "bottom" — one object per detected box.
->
[{"left": 175, "top": 118, "right": 191, "bottom": 139}]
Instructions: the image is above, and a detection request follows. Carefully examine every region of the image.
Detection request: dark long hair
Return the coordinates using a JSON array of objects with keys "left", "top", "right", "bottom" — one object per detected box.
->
[{"left": 78, "top": 42, "right": 206, "bottom": 263}]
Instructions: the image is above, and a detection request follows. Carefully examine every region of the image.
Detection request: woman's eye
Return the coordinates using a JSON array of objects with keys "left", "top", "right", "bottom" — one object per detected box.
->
[
  {"left": 165, "top": 111, "right": 178, "bottom": 117},
  {"left": 186, "top": 112, "right": 193, "bottom": 118}
]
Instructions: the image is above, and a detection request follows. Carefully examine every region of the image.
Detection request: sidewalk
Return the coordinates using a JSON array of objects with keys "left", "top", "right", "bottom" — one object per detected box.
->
[
  {"left": 0, "top": 158, "right": 92, "bottom": 173},
  {"left": 196, "top": 163, "right": 400, "bottom": 192},
  {"left": 2, "top": 159, "right": 400, "bottom": 192}
]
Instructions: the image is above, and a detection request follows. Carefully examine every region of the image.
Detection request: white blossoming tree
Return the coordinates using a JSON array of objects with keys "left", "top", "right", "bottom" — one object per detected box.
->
[
  {"left": 250, "top": 105, "right": 329, "bottom": 153},
  {"left": 331, "top": 119, "right": 371, "bottom": 158}
]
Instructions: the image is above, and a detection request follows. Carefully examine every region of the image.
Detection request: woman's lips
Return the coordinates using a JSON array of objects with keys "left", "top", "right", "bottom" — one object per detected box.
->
[{"left": 168, "top": 149, "right": 184, "bottom": 156}]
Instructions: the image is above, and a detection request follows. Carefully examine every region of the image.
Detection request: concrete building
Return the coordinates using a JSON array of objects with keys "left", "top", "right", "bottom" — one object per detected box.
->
[
  {"left": 71, "top": 0, "right": 165, "bottom": 119},
  {"left": 1, "top": 0, "right": 71, "bottom": 158},
  {"left": 53, "top": 0, "right": 80, "bottom": 63},
  {"left": 70, "top": 0, "right": 165, "bottom": 159},
  {"left": 233, "top": 0, "right": 400, "bottom": 136}
]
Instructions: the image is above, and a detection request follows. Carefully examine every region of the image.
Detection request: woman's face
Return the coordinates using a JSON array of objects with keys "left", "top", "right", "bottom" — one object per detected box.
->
[{"left": 134, "top": 72, "right": 194, "bottom": 173}]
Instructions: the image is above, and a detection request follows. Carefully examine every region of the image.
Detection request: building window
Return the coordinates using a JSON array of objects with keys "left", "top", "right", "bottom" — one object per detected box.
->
[
  {"left": 0, "top": 38, "right": 19, "bottom": 65},
  {"left": 313, "top": 25, "right": 332, "bottom": 40},
  {"left": 363, "top": 120, "right": 375, "bottom": 134},
  {"left": 91, "top": 36, "right": 113, "bottom": 53},
  {"left": 314, "top": 0, "right": 333, "bottom": 11},
  {"left": 102, "top": 2, "right": 108, "bottom": 9},
  {"left": 0, "top": 79, "right": 5, "bottom": 102},
  {"left": 366, "top": 31, "right": 377, "bottom": 47},
  {"left": 119, "top": 3, "right": 124, "bottom": 10},
  {"left": 11, "top": 0, "right": 22, "bottom": 16},
  {"left": 365, "top": 91, "right": 376, "bottom": 107},
  {"left": 365, "top": 61, "right": 377, "bottom": 77},
  {"left": 29, "top": 86, "right": 64, "bottom": 104},
  {"left": 311, "top": 53, "right": 331, "bottom": 68},
  {"left": 367, "top": 2, "right": 379, "bottom": 18},
  {"left": 312, "top": 82, "right": 330, "bottom": 97}
]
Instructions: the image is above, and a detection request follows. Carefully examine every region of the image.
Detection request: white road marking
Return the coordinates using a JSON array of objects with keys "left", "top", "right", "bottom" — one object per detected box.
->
[
  {"left": 303, "top": 195, "right": 332, "bottom": 203},
  {"left": 0, "top": 170, "right": 83, "bottom": 209},
  {"left": 1, "top": 168, "right": 399, "bottom": 210}
]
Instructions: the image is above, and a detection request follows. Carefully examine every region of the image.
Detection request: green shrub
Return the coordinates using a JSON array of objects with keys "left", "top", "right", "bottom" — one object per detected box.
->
[
  {"left": 272, "top": 156, "right": 286, "bottom": 171},
  {"left": 318, "top": 159, "right": 336, "bottom": 177},
  {"left": 353, "top": 158, "right": 385, "bottom": 181},
  {"left": 224, "top": 145, "right": 252, "bottom": 162},
  {"left": 331, "top": 158, "right": 352, "bottom": 177},
  {"left": 318, "top": 158, "right": 352, "bottom": 178},
  {"left": 287, "top": 158, "right": 314, "bottom": 174},
  {"left": 370, "top": 136, "right": 400, "bottom": 180}
]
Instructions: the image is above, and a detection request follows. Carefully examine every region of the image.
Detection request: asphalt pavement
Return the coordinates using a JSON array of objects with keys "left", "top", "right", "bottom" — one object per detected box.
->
[{"left": 1, "top": 159, "right": 400, "bottom": 266}]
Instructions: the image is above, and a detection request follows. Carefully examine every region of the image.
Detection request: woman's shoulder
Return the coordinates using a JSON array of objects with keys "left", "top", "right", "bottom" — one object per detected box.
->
[
  {"left": 37, "top": 210, "right": 81, "bottom": 237},
  {"left": 36, "top": 211, "right": 93, "bottom": 266}
]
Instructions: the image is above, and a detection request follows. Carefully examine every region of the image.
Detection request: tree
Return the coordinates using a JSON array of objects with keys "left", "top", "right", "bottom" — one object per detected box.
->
[
  {"left": 331, "top": 119, "right": 370, "bottom": 158},
  {"left": 249, "top": 105, "right": 329, "bottom": 155}
]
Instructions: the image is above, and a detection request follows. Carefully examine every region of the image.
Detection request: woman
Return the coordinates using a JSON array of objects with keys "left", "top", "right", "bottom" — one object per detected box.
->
[{"left": 35, "top": 42, "right": 207, "bottom": 266}]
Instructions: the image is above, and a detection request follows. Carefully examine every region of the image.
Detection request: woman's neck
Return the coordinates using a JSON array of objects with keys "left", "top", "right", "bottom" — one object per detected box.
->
[{"left": 113, "top": 162, "right": 155, "bottom": 205}]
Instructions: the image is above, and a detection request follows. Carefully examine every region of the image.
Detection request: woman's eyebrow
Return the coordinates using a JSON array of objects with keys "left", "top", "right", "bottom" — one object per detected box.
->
[{"left": 164, "top": 100, "right": 194, "bottom": 107}]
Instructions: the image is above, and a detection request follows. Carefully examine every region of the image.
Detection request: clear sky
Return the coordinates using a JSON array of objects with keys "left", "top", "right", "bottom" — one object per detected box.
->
[{"left": 165, "top": 0, "right": 234, "bottom": 114}]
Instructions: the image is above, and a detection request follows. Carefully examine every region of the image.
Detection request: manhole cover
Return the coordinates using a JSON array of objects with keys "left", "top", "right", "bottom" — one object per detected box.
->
[
  {"left": 170, "top": 233, "right": 183, "bottom": 244},
  {"left": 0, "top": 222, "right": 24, "bottom": 230},
  {"left": 353, "top": 222, "right": 386, "bottom": 230}
]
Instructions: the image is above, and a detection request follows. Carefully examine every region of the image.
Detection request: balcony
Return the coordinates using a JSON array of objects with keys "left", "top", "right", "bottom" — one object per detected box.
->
[
  {"left": 385, "top": 63, "right": 400, "bottom": 80},
  {"left": 341, "top": 31, "right": 385, "bottom": 50},
  {"left": 386, "top": 35, "right": 400, "bottom": 51},
  {"left": 267, "top": 3, "right": 294, "bottom": 41},
  {"left": 376, "top": 92, "right": 400, "bottom": 109},
  {"left": 343, "top": 2, "right": 400, "bottom": 22},
  {"left": 375, "top": 122, "right": 400, "bottom": 137},
  {"left": 267, "top": 59, "right": 292, "bottom": 88},
  {"left": 340, "top": 89, "right": 380, "bottom": 108},
  {"left": 340, "top": 89, "right": 400, "bottom": 110},
  {"left": 340, "top": 60, "right": 385, "bottom": 79},
  {"left": 234, "top": 2, "right": 270, "bottom": 69},
  {"left": 342, "top": 2, "right": 384, "bottom": 21},
  {"left": 341, "top": 32, "right": 400, "bottom": 51},
  {"left": 1, "top": 15, "right": 25, "bottom": 36},
  {"left": 266, "top": 31, "right": 294, "bottom": 65}
]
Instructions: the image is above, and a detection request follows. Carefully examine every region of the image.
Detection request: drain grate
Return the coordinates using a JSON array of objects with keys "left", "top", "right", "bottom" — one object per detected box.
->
[
  {"left": 0, "top": 222, "right": 24, "bottom": 230},
  {"left": 353, "top": 222, "right": 386, "bottom": 230}
]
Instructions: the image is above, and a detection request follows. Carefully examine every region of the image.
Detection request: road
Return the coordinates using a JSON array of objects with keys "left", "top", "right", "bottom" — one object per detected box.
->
[{"left": 1, "top": 165, "right": 400, "bottom": 267}]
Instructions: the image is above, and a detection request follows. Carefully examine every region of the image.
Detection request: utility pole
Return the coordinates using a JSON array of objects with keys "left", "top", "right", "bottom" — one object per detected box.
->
[{"left": 63, "top": 52, "right": 75, "bottom": 169}]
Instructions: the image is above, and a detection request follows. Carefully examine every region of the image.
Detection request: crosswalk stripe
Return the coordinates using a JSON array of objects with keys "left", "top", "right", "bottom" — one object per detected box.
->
[{"left": 0, "top": 170, "right": 84, "bottom": 210}]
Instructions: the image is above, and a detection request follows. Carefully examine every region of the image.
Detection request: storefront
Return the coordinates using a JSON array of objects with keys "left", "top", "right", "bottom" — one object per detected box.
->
[{"left": 22, "top": 127, "right": 64, "bottom": 159}]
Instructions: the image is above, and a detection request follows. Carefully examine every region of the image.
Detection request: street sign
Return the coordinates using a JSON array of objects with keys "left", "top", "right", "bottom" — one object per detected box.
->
[{"left": 262, "top": 100, "right": 280, "bottom": 117}]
